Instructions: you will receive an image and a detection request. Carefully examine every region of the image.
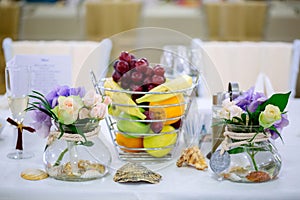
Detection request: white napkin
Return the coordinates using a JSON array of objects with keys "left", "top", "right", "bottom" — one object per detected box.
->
[
  {"left": 290, "top": 39, "right": 300, "bottom": 97},
  {"left": 254, "top": 73, "right": 274, "bottom": 97}
]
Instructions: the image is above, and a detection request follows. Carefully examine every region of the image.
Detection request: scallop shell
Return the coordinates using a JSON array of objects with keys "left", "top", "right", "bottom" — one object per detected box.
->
[{"left": 113, "top": 163, "right": 162, "bottom": 184}]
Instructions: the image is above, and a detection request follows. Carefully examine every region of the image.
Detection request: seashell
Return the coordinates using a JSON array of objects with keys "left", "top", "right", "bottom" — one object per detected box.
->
[
  {"left": 46, "top": 165, "right": 63, "bottom": 177},
  {"left": 81, "top": 169, "right": 103, "bottom": 179},
  {"left": 113, "top": 162, "right": 162, "bottom": 184},
  {"left": 222, "top": 172, "right": 242, "bottom": 182},
  {"left": 87, "top": 163, "right": 106, "bottom": 174},
  {"left": 78, "top": 160, "right": 91, "bottom": 170},
  {"left": 176, "top": 146, "right": 208, "bottom": 170},
  {"left": 246, "top": 171, "right": 271, "bottom": 182},
  {"left": 229, "top": 166, "right": 249, "bottom": 175}
]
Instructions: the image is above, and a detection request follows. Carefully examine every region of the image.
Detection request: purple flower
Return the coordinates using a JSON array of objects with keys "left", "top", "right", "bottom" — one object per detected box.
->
[
  {"left": 30, "top": 110, "right": 52, "bottom": 138},
  {"left": 269, "top": 114, "right": 289, "bottom": 140},
  {"left": 46, "top": 85, "right": 69, "bottom": 108},
  {"left": 69, "top": 87, "right": 85, "bottom": 97},
  {"left": 46, "top": 85, "right": 85, "bottom": 108},
  {"left": 234, "top": 87, "right": 267, "bottom": 112}
]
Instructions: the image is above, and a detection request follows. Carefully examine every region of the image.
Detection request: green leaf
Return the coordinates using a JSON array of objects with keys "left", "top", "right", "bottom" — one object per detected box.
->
[
  {"left": 260, "top": 92, "right": 291, "bottom": 112},
  {"left": 66, "top": 124, "right": 88, "bottom": 143},
  {"left": 81, "top": 141, "right": 94, "bottom": 147},
  {"left": 248, "top": 132, "right": 260, "bottom": 143},
  {"left": 232, "top": 116, "right": 244, "bottom": 124},
  {"left": 28, "top": 94, "right": 52, "bottom": 110},
  {"left": 241, "top": 113, "right": 247, "bottom": 124},
  {"left": 27, "top": 103, "right": 58, "bottom": 121},
  {"left": 58, "top": 122, "right": 65, "bottom": 139},
  {"left": 228, "top": 147, "right": 245, "bottom": 154}
]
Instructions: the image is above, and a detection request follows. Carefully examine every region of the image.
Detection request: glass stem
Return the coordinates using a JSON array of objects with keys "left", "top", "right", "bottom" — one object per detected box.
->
[{"left": 16, "top": 128, "right": 23, "bottom": 150}]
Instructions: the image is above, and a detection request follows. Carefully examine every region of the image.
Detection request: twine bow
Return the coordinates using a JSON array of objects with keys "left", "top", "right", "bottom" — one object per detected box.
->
[
  {"left": 220, "top": 127, "right": 271, "bottom": 155},
  {"left": 7, "top": 117, "right": 35, "bottom": 150}
]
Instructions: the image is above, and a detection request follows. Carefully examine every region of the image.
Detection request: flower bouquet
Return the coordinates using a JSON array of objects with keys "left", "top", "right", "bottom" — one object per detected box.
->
[
  {"left": 27, "top": 86, "right": 112, "bottom": 181},
  {"left": 210, "top": 87, "right": 291, "bottom": 183}
]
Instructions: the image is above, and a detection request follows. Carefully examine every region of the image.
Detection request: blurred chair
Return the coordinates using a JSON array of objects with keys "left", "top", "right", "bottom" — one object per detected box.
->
[
  {"left": 254, "top": 72, "right": 274, "bottom": 97},
  {"left": 199, "top": 41, "right": 292, "bottom": 93},
  {"left": 74, "top": 38, "right": 112, "bottom": 91},
  {"left": 204, "top": 1, "right": 268, "bottom": 41},
  {"left": 84, "top": 0, "right": 143, "bottom": 41},
  {"left": 2, "top": 38, "right": 109, "bottom": 86},
  {"left": 290, "top": 39, "right": 300, "bottom": 98},
  {"left": 0, "top": 2, "right": 21, "bottom": 94}
]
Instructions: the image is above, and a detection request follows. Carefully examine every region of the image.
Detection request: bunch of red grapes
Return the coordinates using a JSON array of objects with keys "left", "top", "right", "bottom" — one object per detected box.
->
[
  {"left": 112, "top": 51, "right": 167, "bottom": 133},
  {"left": 112, "top": 51, "right": 166, "bottom": 92}
]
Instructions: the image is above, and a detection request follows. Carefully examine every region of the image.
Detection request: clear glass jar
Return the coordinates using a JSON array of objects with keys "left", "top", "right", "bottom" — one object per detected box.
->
[
  {"left": 43, "top": 120, "right": 111, "bottom": 181},
  {"left": 212, "top": 124, "right": 282, "bottom": 183}
]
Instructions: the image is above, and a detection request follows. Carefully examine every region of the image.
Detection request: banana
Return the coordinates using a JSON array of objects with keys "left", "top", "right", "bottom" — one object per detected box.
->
[
  {"left": 135, "top": 74, "right": 193, "bottom": 103},
  {"left": 104, "top": 78, "right": 146, "bottom": 119}
]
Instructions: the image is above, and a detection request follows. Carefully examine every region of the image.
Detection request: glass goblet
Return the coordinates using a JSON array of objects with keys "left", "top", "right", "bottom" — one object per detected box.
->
[{"left": 5, "top": 66, "right": 33, "bottom": 159}]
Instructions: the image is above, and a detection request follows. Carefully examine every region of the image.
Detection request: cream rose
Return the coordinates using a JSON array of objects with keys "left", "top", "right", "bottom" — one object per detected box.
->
[
  {"left": 259, "top": 104, "right": 281, "bottom": 128},
  {"left": 52, "top": 95, "right": 83, "bottom": 124}
]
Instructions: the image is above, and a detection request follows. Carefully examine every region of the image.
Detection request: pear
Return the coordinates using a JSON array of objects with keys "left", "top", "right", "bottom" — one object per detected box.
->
[{"left": 117, "top": 112, "right": 150, "bottom": 137}]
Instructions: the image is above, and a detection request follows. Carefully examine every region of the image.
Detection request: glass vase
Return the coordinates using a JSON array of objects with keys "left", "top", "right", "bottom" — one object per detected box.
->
[
  {"left": 43, "top": 120, "right": 111, "bottom": 181},
  {"left": 211, "top": 124, "right": 282, "bottom": 183}
]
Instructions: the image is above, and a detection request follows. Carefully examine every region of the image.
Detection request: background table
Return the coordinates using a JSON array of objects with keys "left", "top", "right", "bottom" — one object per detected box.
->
[{"left": 0, "top": 98, "right": 300, "bottom": 200}]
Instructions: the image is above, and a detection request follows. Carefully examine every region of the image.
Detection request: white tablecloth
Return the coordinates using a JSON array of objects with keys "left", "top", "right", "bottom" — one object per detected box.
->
[{"left": 0, "top": 98, "right": 300, "bottom": 200}]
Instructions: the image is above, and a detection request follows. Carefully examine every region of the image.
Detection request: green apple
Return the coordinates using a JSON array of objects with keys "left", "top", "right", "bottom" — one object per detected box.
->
[
  {"left": 117, "top": 112, "right": 150, "bottom": 137},
  {"left": 143, "top": 125, "right": 177, "bottom": 157}
]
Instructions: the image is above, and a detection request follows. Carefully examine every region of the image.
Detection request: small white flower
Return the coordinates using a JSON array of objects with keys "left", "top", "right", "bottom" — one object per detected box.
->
[
  {"left": 83, "top": 90, "right": 101, "bottom": 107},
  {"left": 102, "top": 96, "right": 112, "bottom": 106},
  {"left": 90, "top": 103, "right": 107, "bottom": 119},
  {"left": 78, "top": 107, "right": 90, "bottom": 119},
  {"left": 219, "top": 98, "right": 244, "bottom": 120}
]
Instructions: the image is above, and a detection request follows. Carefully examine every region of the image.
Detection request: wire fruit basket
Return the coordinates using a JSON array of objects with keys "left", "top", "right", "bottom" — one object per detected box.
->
[{"left": 94, "top": 49, "right": 200, "bottom": 164}]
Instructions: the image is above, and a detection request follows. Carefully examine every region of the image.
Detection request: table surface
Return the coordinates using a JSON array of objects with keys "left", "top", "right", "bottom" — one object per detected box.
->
[{"left": 0, "top": 98, "right": 300, "bottom": 200}]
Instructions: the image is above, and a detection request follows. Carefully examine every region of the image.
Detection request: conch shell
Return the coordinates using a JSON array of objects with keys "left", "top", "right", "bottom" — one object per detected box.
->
[{"left": 176, "top": 146, "right": 208, "bottom": 170}]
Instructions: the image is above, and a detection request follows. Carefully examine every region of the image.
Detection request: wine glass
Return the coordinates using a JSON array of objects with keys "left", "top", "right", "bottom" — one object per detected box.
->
[
  {"left": 5, "top": 66, "right": 33, "bottom": 159},
  {"left": 160, "top": 45, "right": 203, "bottom": 95},
  {"left": 160, "top": 45, "right": 190, "bottom": 78}
]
